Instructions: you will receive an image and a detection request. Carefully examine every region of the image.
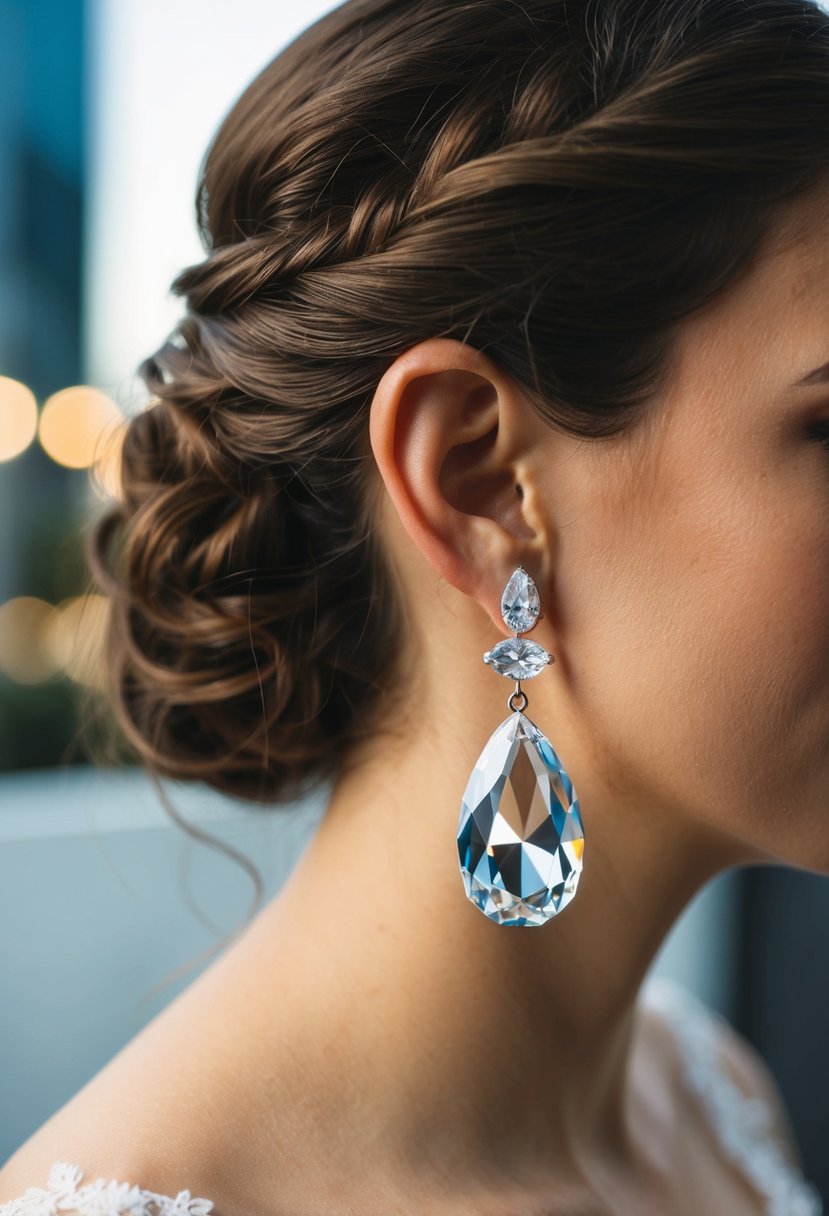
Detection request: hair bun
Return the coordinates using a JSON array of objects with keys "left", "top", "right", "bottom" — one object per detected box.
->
[{"left": 86, "top": 333, "right": 403, "bottom": 805}]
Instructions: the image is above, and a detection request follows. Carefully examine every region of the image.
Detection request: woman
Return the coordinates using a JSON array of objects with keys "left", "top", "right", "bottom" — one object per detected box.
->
[{"left": 1, "top": 0, "right": 828, "bottom": 1212}]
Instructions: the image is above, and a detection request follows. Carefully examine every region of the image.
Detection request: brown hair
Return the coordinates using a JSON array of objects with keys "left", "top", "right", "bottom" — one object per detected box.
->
[{"left": 81, "top": 0, "right": 829, "bottom": 959}]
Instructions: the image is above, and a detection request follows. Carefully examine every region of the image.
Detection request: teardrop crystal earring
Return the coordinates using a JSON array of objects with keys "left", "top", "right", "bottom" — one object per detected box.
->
[{"left": 456, "top": 565, "right": 585, "bottom": 926}]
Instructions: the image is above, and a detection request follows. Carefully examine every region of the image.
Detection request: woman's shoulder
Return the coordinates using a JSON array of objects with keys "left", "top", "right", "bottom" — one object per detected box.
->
[
  {"left": 0, "top": 968, "right": 267, "bottom": 1216},
  {"left": 0, "top": 1045, "right": 268, "bottom": 1216},
  {"left": 0, "top": 902, "right": 327, "bottom": 1216},
  {"left": 0, "top": 971, "right": 819, "bottom": 1216}
]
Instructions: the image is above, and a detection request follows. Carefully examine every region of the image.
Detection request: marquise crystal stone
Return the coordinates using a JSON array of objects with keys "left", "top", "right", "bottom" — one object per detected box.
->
[
  {"left": 483, "top": 637, "right": 553, "bottom": 679},
  {"left": 501, "top": 566, "right": 540, "bottom": 633},
  {"left": 457, "top": 710, "right": 584, "bottom": 926}
]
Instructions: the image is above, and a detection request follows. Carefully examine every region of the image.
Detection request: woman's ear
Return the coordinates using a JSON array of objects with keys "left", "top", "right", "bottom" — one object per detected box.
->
[{"left": 368, "top": 337, "right": 551, "bottom": 631}]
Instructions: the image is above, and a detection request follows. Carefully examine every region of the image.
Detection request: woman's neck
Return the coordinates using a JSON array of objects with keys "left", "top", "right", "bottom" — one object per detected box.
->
[{"left": 242, "top": 679, "right": 747, "bottom": 1210}]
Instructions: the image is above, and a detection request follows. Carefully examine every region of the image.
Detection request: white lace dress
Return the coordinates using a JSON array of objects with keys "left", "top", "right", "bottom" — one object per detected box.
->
[
  {"left": 640, "top": 976, "right": 824, "bottom": 1216},
  {"left": 0, "top": 977, "right": 822, "bottom": 1216}
]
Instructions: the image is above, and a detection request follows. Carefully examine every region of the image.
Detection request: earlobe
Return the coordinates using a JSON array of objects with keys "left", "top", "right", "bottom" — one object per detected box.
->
[{"left": 368, "top": 337, "right": 545, "bottom": 620}]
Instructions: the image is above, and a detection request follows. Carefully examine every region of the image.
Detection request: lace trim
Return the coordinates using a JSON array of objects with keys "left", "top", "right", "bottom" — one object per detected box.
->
[
  {"left": 0, "top": 1162, "right": 216, "bottom": 1216},
  {"left": 642, "top": 976, "right": 824, "bottom": 1216}
]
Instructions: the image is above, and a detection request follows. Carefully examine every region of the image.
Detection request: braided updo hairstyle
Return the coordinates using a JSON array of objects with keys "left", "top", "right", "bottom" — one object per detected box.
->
[{"left": 86, "top": 0, "right": 829, "bottom": 815}]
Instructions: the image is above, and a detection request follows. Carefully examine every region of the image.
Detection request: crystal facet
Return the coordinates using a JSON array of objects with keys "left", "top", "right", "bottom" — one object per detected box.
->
[
  {"left": 501, "top": 566, "right": 540, "bottom": 633},
  {"left": 483, "top": 637, "right": 553, "bottom": 679},
  {"left": 457, "top": 710, "right": 584, "bottom": 926}
]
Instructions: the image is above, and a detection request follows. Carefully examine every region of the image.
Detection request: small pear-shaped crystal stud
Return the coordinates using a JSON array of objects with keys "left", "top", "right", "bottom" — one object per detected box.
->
[{"left": 501, "top": 566, "right": 540, "bottom": 634}]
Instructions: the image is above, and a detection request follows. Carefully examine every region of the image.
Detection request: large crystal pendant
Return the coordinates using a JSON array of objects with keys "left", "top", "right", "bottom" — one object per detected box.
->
[{"left": 457, "top": 710, "right": 584, "bottom": 926}]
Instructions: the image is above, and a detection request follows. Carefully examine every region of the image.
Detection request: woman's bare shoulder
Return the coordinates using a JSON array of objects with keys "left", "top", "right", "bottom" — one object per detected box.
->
[{"left": 0, "top": 937, "right": 287, "bottom": 1216}]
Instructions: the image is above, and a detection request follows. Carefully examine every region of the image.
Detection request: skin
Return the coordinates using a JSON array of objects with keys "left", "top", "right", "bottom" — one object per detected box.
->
[{"left": 1, "top": 182, "right": 828, "bottom": 1215}]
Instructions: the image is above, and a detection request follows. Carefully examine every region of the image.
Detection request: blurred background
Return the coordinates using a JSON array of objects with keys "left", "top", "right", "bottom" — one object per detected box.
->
[{"left": 0, "top": 0, "right": 827, "bottom": 1199}]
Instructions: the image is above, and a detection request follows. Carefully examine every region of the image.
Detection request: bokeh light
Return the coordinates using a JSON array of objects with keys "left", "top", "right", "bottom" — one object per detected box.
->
[
  {"left": 43, "top": 594, "right": 110, "bottom": 689},
  {"left": 38, "top": 385, "right": 124, "bottom": 470},
  {"left": 0, "top": 377, "right": 39, "bottom": 462},
  {"left": 0, "top": 597, "right": 62, "bottom": 683}
]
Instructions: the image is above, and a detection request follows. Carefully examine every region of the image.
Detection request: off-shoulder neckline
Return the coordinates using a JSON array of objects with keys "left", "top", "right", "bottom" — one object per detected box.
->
[
  {"left": 639, "top": 975, "right": 824, "bottom": 1215},
  {"left": 0, "top": 978, "right": 821, "bottom": 1216}
]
